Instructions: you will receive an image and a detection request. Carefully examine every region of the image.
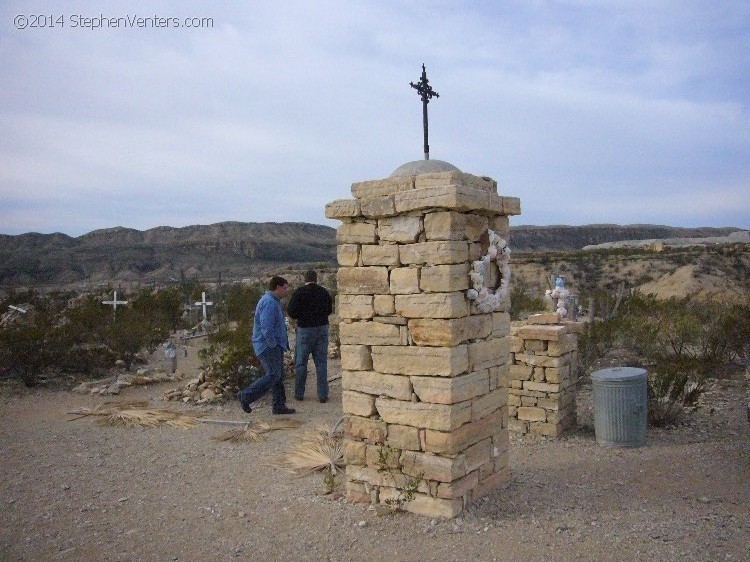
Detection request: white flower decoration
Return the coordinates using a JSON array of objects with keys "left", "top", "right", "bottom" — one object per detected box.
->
[{"left": 466, "top": 229, "right": 511, "bottom": 313}]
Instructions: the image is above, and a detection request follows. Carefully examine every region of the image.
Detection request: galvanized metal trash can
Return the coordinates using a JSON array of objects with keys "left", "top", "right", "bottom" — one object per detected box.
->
[{"left": 591, "top": 367, "right": 647, "bottom": 447}]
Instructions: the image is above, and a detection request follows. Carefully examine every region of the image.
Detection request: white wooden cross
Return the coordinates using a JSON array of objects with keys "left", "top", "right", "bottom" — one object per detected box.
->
[
  {"left": 194, "top": 291, "right": 213, "bottom": 321},
  {"left": 102, "top": 291, "right": 128, "bottom": 314}
]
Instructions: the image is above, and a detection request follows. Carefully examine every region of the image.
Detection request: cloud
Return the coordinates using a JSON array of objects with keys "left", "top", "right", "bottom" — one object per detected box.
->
[{"left": 0, "top": 0, "right": 748, "bottom": 234}]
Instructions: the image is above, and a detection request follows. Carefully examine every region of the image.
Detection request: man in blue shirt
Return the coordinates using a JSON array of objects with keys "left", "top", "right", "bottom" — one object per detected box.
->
[{"left": 237, "top": 276, "right": 295, "bottom": 415}]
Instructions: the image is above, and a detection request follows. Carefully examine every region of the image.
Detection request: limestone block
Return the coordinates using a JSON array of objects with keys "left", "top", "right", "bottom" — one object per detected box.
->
[
  {"left": 351, "top": 176, "right": 414, "bottom": 199},
  {"left": 375, "top": 397, "right": 471, "bottom": 431},
  {"left": 508, "top": 419, "right": 528, "bottom": 433},
  {"left": 529, "top": 422, "right": 563, "bottom": 437},
  {"left": 338, "top": 295, "right": 374, "bottom": 319},
  {"left": 527, "top": 313, "right": 562, "bottom": 325},
  {"left": 395, "top": 293, "right": 469, "bottom": 319},
  {"left": 340, "top": 344, "right": 373, "bottom": 371},
  {"left": 399, "top": 241, "right": 469, "bottom": 265},
  {"left": 387, "top": 424, "right": 421, "bottom": 451},
  {"left": 343, "top": 439, "right": 366, "bottom": 465},
  {"left": 423, "top": 211, "right": 489, "bottom": 242},
  {"left": 471, "top": 388, "right": 508, "bottom": 422},
  {"left": 378, "top": 216, "right": 422, "bottom": 243},
  {"left": 371, "top": 345, "right": 468, "bottom": 377},
  {"left": 492, "top": 312, "right": 511, "bottom": 337},
  {"left": 389, "top": 267, "right": 420, "bottom": 294},
  {"left": 337, "top": 267, "right": 389, "bottom": 295},
  {"left": 464, "top": 438, "right": 492, "bottom": 473},
  {"left": 342, "top": 391, "right": 377, "bottom": 417},
  {"left": 325, "top": 198, "right": 361, "bottom": 219},
  {"left": 344, "top": 415, "right": 387, "bottom": 442},
  {"left": 373, "top": 316, "right": 407, "bottom": 325},
  {"left": 422, "top": 410, "right": 502, "bottom": 455},
  {"left": 517, "top": 407, "right": 546, "bottom": 422},
  {"left": 502, "top": 197, "right": 521, "bottom": 215},
  {"left": 509, "top": 363, "right": 533, "bottom": 381},
  {"left": 395, "top": 185, "right": 490, "bottom": 213},
  {"left": 365, "top": 444, "right": 401, "bottom": 469},
  {"left": 337, "top": 244, "right": 359, "bottom": 267},
  {"left": 419, "top": 263, "right": 470, "bottom": 292},
  {"left": 339, "top": 321, "right": 401, "bottom": 345},
  {"left": 360, "top": 244, "right": 400, "bottom": 266},
  {"left": 490, "top": 363, "right": 509, "bottom": 389},
  {"left": 345, "top": 480, "right": 369, "bottom": 503},
  {"left": 414, "top": 171, "right": 496, "bottom": 192},
  {"left": 508, "top": 393, "right": 521, "bottom": 406},
  {"left": 546, "top": 405, "right": 575, "bottom": 424},
  {"left": 548, "top": 334, "right": 578, "bottom": 356},
  {"left": 346, "top": 466, "right": 429, "bottom": 493},
  {"left": 517, "top": 325, "right": 567, "bottom": 342},
  {"left": 544, "top": 365, "right": 571, "bottom": 383},
  {"left": 468, "top": 337, "right": 510, "bottom": 371},
  {"left": 393, "top": 492, "right": 463, "bottom": 519},
  {"left": 337, "top": 222, "right": 377, "bottom": 244},
  {"left": 523, "top": 381, "right": 562, "bottom": 393},
  {"left": 510, "top": 336, "right": 524, "bottom": 353},
  {"left": 408, "top": 315, "right": 492, "bottom": 347},
  {"left": 514, "top": 353, "right": 567, "bottom": 368},
  {"left": 342, "top": 370, "right": 413, "bottom": 401},
  {"left": 360, "top": 195, "right": 396, "bottom": 218},
  {"left": 436, "top": 471, "right": 479, "bottom": 499},
  {"left": 524, "top": 339, "right": 546, "bottom": 352},
  {"left": 400, "top": 450, "right": 466, "bottom": 482},
  {"left": 521, "top": 396, "right": 537, "bottom": 406},
  {"left": 489, "top": 215, "right": 510, "bottom": 239},
  {"left": 373, "top": 294, "right": 395, "bottom": 315},
  {"left": 411, "top": 370, "right": 489, "bottom": 405}
]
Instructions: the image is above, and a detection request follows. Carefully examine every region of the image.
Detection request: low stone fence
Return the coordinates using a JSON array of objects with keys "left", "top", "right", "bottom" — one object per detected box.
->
[{"left": 508, "top": 313, "right": 583, "bottom": 436}]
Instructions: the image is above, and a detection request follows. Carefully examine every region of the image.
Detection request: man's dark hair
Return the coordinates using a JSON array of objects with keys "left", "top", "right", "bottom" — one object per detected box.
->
[
  {"left": 269, "top": 276, "right": 288, "bottom": 290},
  {"left": 304, "top": 270, "right": 318, "bottom": 283}
]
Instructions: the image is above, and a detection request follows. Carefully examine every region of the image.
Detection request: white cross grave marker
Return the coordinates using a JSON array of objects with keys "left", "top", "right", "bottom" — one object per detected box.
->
[
  {"left": 102, "top": 291, "right": 128, "bottom": 314},
  {"left": 194, "top": 291, "right": 213, "bottom": 321}
]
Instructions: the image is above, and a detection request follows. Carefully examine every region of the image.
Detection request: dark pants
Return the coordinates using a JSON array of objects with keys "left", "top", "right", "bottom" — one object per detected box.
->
[
  {"left": 238, "top": 346, "right": 286, "bottom": 411},
  {"left": 294, "top": 325, "right": 329, "bottom": 400}
]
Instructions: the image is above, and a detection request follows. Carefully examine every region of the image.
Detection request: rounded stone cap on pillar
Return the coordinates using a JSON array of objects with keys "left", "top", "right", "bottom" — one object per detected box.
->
[{"left": 389, "top": 159, "right": 461, "bottom": 177}]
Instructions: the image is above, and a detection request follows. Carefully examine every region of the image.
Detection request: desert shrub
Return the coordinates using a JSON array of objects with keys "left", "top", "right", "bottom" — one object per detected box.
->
[
  {"left": 509, "top": 279, "right": 548, "bottom": 321},
  {"left": 199, "top": 319, "right": 261, "bottom": 390},
  {"left": 618, "top": 294, "right": 746, "bottom": 425}
]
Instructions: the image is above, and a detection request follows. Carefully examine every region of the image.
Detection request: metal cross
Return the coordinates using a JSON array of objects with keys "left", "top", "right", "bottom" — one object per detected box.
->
[
  {"left": 410, "top": 63, "right": 439, "bottom": 160},
  {"left": 194, "top": 291, "right": 213, "bottom": 321},
  {"left": 102, "top": 291, "right": 128, "bottom": 315}
]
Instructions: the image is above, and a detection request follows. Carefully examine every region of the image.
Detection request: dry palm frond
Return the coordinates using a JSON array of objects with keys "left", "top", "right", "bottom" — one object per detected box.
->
[
  {"left": 69, "top": 402, "right": 203, "bottom": 429},
  {"left": 282, "top": 425, "right": 344, "bottom": 476},
  {"left": 212, "top": 425, "right": 265, "bottom": 443},
  {"left": 98, "top": 408, "right": 203, "bottom": 429},
  {"left": 210, "top": 418, "right": 303, "bottom": 444}
]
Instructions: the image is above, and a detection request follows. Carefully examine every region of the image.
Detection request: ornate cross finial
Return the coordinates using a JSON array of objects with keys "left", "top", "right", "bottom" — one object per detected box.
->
[{"left": 410, "top": 63, "right": 439, "bottom": 160}]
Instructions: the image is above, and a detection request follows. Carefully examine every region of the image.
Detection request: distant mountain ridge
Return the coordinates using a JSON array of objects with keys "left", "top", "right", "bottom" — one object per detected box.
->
[{"left": 0, "top": 222, "right": 742, "bottom": 287}]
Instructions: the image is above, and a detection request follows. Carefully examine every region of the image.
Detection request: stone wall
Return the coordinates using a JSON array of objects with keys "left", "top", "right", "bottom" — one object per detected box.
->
[
  {"left": 326, "top": 169, "right": 520, "bottom": 518},
  {"left": 508, "top": 313, "right": 583, "bottom": 436}
]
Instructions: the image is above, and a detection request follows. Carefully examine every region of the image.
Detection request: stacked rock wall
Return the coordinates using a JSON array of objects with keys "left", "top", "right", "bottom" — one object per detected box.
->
[
  {"left": 508, "top": 313, "right": 582, "bottom": 436},
  {"left": 325, "top": 170, "right": 520, "bottom": 518}
]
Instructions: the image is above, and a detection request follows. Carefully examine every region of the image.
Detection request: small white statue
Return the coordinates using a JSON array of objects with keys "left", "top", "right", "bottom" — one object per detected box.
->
[{"left": 545, "top": 277, "right": 570, "bottom": 318}]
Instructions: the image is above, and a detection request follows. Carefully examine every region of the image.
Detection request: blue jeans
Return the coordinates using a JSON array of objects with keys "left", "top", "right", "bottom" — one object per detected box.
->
[
  {"left": 294, "top": 325, "right": 329, "bottom": 400},
  {"left": 238, "top": 346, "right": 287, "bottom": 411}
]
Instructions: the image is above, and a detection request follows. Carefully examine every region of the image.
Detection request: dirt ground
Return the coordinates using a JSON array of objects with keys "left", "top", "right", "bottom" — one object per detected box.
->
[{"left": 1, "top": 343, "right": 748, "bottom": 562}]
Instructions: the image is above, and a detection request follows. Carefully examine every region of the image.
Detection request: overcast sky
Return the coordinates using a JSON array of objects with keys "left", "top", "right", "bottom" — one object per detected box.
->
[{"left": 1, "top": 1, "right": 748, "bottom": 236}]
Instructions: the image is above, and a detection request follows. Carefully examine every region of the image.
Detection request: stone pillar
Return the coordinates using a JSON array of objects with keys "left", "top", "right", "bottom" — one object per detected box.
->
[
  {"left": 325, "top": 163, "right": 520, "bottom": 518},
  {"left": 508, "top": 313, "right": 583, "bottom": 436}
]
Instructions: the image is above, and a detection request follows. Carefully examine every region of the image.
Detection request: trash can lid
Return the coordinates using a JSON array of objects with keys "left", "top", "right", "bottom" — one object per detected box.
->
[{"left": 591, "top": 366, "right": 647, "bottom": 382}]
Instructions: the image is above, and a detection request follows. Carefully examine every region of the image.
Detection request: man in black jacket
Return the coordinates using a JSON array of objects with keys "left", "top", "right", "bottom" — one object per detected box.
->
[{"left": 287, "top": 270, "right": 334, "bottom": 402}]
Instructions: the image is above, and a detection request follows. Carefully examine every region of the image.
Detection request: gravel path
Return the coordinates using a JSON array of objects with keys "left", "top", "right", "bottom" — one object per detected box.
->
[{"left": 1, "top": 352, "right": 747, "bottom": 561}]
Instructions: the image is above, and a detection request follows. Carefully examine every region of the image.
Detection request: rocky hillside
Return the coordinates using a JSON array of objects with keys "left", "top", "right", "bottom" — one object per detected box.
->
[
  {"left": 0, "top": 222, "right": 336, "bottom": 287},
  {"left": 0, "top": 221, "right": 744, "bottom": 289}
]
